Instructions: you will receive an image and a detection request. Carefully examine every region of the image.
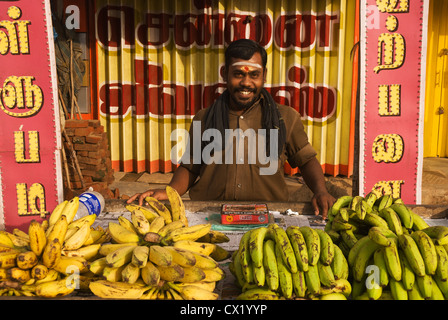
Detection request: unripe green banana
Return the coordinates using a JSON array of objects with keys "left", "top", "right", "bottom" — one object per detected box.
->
[
  {"left": 340, "top": 229, "right": 358, "bottom": 249},
  {"left": 232, "top": 250, "right": 246, "bottom": 288},
  {"left": 348, "top": 236, "right": 371, "bottom": 267},
  {"left": 411, "top": 230, "right": 438, "bottom": 275},
  {"left": 377, "top": 194, "right": 393, "bottom": 211},
  {"left": 329, "top": 195, "right": 353, "bottom": 217},
  {"left": 299, "top": 226, "right": 320, "bottom": 266},
  {"left": 379, "top": 207, "right": 403, "bottom": 236},
  {"left": 331, "top": 245, "right": 349, "bottom": 280},
  {"left": 398, "top": 249, "right": 415, "bottom": 291},
  {"left": 315, "top": 229, "right": 335, "bottom": 266},
  {"left": 383, "top": 242, "right": 402, "bottom": 281},
  {"left": 252, "top": 263, "right": 265, "bottom": 287},
  {"left": 363, "top": 211, "right": 389, "bottom": 229},
  {"left": 434, "top": 273, "right": 448, "bottom": 299},
  {"left": 398, "top": 234, "right": 426, "bottom": 277},
  {"left": 389, "top": 278, "right": 408, "bottom": 300},
  {"left": 286, "top": 226, "right": 309, "bottom": 272},
  {"left": 249, "top": 227, "right": 269, "bottom": 268},
  {"left": 317, "top": 260, "right": 336, "bottom": 287},
  {"left": 275, "top": 243, "right": 292, "bottom": 298},
  {"left": 408, "top": 283, "right": 425, "bottom": 300},
  {"left": 390, "top": 203, "right": 413, "bottom": 229},
  {"left": 416, "top": 274, "right": 433, "bottom": 299},
  {"left": 430, "top": 278, "right": 445, "bottom": 300},
  {"left": 373, "top": 247, "right": 389, "bottom": 287},
  {"left": 304, "top": 263, "right": 321, "bottom": 296},
  {"left": 263, "top": 239, "right": 279, "bottom": 291},
  {"left": 421, "top": 225, "right": 448, "bottom": 245},
  {"left": 368, "top": 226, "right": 393, "bottom": 247},
  {"left": 352, "top": 238, "right": 381, "bottom": 282},
  {"left": 410, "top": 211, "right": 429, "bottom": 231},
  {"left": 291, "top": 269, "right": 307, "bottom": 298},
  {"left": 435, "top": 245, "right": 448, "bottom": 281},
  {"left": 272, "top": 224, "right": 297, "bottom": 273}
]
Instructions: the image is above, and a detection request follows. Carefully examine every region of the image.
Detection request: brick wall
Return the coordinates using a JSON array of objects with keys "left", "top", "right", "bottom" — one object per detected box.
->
[{"left": 63, "top": 119, "right": 116, "bottom": 199}]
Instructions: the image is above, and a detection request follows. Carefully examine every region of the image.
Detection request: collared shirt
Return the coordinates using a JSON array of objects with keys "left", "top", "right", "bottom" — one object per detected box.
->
[{"left": 180, "top": 95, "right": 317, "bottom": 201}]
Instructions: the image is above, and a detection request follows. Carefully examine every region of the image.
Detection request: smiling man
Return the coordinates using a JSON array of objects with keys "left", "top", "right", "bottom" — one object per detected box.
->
[{"left": 128, "top": 39, "right": 335, "bottom": 219}]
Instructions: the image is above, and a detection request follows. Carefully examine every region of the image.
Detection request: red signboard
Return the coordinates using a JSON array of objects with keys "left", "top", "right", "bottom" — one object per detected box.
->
[
  {"left": 0, "top": 0, "right": 63, "bottom": 231},
  {"left": 359, "top": 0, "right": 428, "bottom": 204}
]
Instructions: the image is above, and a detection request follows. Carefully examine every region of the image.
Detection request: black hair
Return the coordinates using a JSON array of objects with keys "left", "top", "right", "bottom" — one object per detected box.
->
[{"left": 224, "top": 39, "right": 267, "bottom": 69}]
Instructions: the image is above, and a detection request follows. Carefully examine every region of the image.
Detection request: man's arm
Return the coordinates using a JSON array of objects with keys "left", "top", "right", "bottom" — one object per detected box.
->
[
  {"left": 298, "top": 157, "right": 335, "bottom": 219},
  {"left": 126, "top": 166, "right": 198, "bottom": 206}
]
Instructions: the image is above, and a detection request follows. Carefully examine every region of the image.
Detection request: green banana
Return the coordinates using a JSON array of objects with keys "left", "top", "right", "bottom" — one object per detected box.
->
[
  {"left": 379, "top": 207, "right": 403, "bottom": 235},
  {"left": 275, "top": 243, "right": 293, "bottom": 299},
  {"left": 435, "top": 245, "right": 448, "bottom": 281},
  {"left": 389, "top": 278, "right": 408, "bottom": 300},
  {"left": 434, "top": 273, "right": 448, "bottom": 299},
  {"left": 410, "top": 211, "right": 429, "bottom": 231},
  {"left": 390, "top": 203, "right": 413, "bottom": 229},
  {"left": 411, "top": 230, "right": 438, "bottom": 275},
  {"left": 232, "top": 250, "right": 246, "bottom": 288},
  {"left": 238, "top": 230, "right": 252, "bottom": 272},
  {"left": 377, "top": 194, "right": 394, "bottom": 211},
  {"left": 252, "top": 263, "right": 265, "bottom": 287},
  {"left": 248, "top": 227, "right": 269, "bottom": 268},
  {"left": 365, "top": 192, "right": 378, "bottom": 208},
  {"left": 368, "top": 226, "right": 393, "bottom": 247},
  {"left": 416, "top": 274, "right": 433, "bottom": 299},
  {"left": 398, "top": 234, "right": 426, "bottom": 277},
  {"left": 383, "top": 242, "right": 402, "bottom": 281},
  {"left": 272, "top": 224, "right": 297, "bottom": 273},
  {"left": 348, "top": 236, "right": 372, "bottom": 267},
  {"left": 430, "top": 278, "right": 445, "bottom": 300},
  {"left": 263, "top": 239, "right": 279, "bottom": 291},
  {"left": 304, "top": 263, "right": 321, "bottom": 296},
  {"left": 373, "top": 247, "right": 389, "bottom": 287},
  {"left": 331, "top": 245, "right": 349, "bottom": 280},
  {"left": 352, "top": 238, "right": 381, "bottom": 282},
  {"left": 422, "top": 226, "right": 448, "bottom": 245},
  {"left": 340, "top": 229, "right": 358, "bottom": 249},
  {"left": 363, "top": 211, "right": 390, "bottom": 229},
  {"left": 398, "top": 249, "right": 415, "bottom": 291},
  {"left": 408, "top": 283, "right": 425, "bottom": 300},
  {"left": 315, "top": 229, "right": 334, "bottom": 266},
  {"left": 317, "top": 260, "right": 336, "bottom": 287},
  {"left": 291, "top": 270, "right": 307, "bottom": 298},
  {"left": 285, "top": 226, "right": 309, "bottom": 272},
  {"left": 236, "top": 287, "right": 281, "bottom": 300},
  {"left": 329, "top": 195, "right": 353, "bottom": 217},
  {"left": 299, "top": 226, "right": 320, "bottom": 266}
]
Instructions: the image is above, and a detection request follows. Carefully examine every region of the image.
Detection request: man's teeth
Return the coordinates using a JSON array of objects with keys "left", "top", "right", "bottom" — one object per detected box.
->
[{"left": 240, "top": 90, "right": 251, "bottom": 95}]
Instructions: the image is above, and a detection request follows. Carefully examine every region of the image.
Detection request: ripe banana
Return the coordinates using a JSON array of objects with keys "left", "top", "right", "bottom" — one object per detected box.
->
[
  {"left": 9, "top": 267, "right": 31, "bottom": 283},
  {"left": 422, "top": 226, "right": 448, "bottom": 245},
  {"left": 408, "top": 283, "right": 425, "bottom": 300},
  {"left": 118, "top": 215, "right": 138, "bottom": 234},
  {"left": 164, "top": 246, "right": 196, "bottom": 267},
  {"left": 315, "top": 229, "right": 335, "bottom": 266},
  {"left": 89, "top": 280, "right": 149, "bottom": 299},
  {"left": 248, "top": 227, "right": 269, "bottom": 268},
  {"left": 63, "top": 222, "right": 91, "bottom": 251},
  {"left": 42, "top": 238, "right": 62, "bottom": 269},
  {"left": 210, "top": 244, "right": 230, "bottom": 261},
  {"left": 53, "top": 256, "right": 89, "bottom": 275},
  {"left": 398, "top": 234, "right": 426, "bottom": 277},
  {"left": 299, "top": 226, "right": 320, "bottom": 267},
  {"left": 102, "top": 265, "right": 125, "bottom": 282},
  {"left": 126, "top": 204, "right": 159, "bottom": 222},
  {"left": 149, "top": 245, "right": 173, "bottom": 267},
  {"left": 121, "top": 262, "right": 140, "bottom": 284},
  {"left": 149, "top": 216, "right": 166, "bottom": 233},
  {"left": 173, "top": 240, "right": 215, "bottom": 256},
  {"left": 166, "top": 185, "right": 188, "bottom": 227},
  {"left": 35, "top": 278, "right": 76, "bottom": 298},
  {"left": 131, "top": 209, "right": 151, "bottom": 236},
  {"left": 286, "top": 226, "right": 309, "bottom": 272},
  {"left": 162, "top": 223, "right": 212, "bottom": 244},
  {"left": 145, "top": 196, "right": 172, "bottom": 224},
  {"left": 157, "top": 263, "right": 185, "bottom": 281},
  {"left": 140, "top": 260, "right": 160, "bottom": 286},
  {"left": 179, "top": 266, "right": 206, "bottom": 283},
  {"left": 170, "top": 283, "right": 218, "bottom": 300},
  {"left": 0, "top": 231, "right": 19, "bottom": 249},
  {"left": 61, "top": 197, "right": 80, "bottom": 224},
  {"left": 106, "top": 245, "right": 137, "bottom": 268},
  {"left": 108, "top": 222, "right": 141, "bottom": 244},
  {"left": 16, "top": 251, "right": 38, "bottom": 270},
  {"left": 63, "top": 243, "right": 101, "bottom": 261},
  {"left": 390, "top": 203, "right": 413, "bottom": 229},
  {"left": 28, "top": 220, "right": 47, "bottom": 257},
  {"left": 131, "top": 245, "right": 149, "bottom": 268},
  {"left": 31, "top": 264, "right": 49, "bottom": 280},
  {"left": 411, "top": 230, "right": 438, "bottom": 275},
  {"left": 48, "top": 200, "right": 68, "bottom": 226},
  {"left": 190, "top": 251, "right": 218, "bottom": 269},
  {"left": 197, "top": 230, "right": 230, "bottom": 243},
  {"left": 202, "top": 266, "right": 225, "bottom": 282},
  {"left": 263, "top": 239, "right": 279, "bottom": 291},
  {"left": 99, "top": 242, "right": 140, "bottom": 256},
  {"left": 46, "top": 215, "right": 68, "bottom": 246},
  {"left": 89, "top": 257, "right": 107, "bottom": 275},
  {"left": 158, "top": 220, "right": 185, "bottom": 238},
  {"left": 67, "top": 214, "right": 96, "bottom": 230}
]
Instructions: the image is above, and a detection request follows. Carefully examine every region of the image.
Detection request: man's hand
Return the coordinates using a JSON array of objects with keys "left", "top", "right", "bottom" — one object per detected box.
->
[
  {"left": 311, "top": 191, "right": 336, "bottom": 220},
  {"left": 126, "top": 189, "right": 168, "bottom": 206}
]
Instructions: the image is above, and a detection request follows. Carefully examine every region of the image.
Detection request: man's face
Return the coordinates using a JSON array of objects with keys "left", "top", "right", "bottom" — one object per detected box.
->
[{"left": 224, "top": 52, "right": 267, "bottom": 111}]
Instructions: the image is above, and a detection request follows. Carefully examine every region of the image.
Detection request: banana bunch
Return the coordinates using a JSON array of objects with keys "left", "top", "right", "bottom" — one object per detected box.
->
[
  {"left": 328, "top": 194, "right": 448, "bottom": 300},
  {"left": 230, "top": 223, "right": 351, "bottom": 300},
  {"left": 87, "top": 186, "right": 229, "bottom": 299},
  {"left": 0, "top": 196, "right": 109, "bottom": 298}
]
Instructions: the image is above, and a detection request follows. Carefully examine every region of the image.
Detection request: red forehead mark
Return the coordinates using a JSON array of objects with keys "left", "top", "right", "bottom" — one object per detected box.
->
[{"left": 243, "top": 66, "right": 249, "bottom": 72}]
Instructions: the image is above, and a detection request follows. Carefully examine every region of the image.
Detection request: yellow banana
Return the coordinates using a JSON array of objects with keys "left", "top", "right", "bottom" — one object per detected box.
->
[
  {"left": 8, "top": 267, "right": 31, "bottom": 283},
  {"left": 162, "top": 223, "right": 212, "bottom": 244},
  {"left": 422, "top": 225, "right": 448, "bottom": 245},
  {"left": 390, "top": 203, "right": 413, "bottom": 229},
  {"left": 434, "top": 273, "right": 448, "bottom": 299},
  {"left": 166, "top": 185, "right": 188, "bottom": 226},
  {"left": 157, "top": 263, "right": 185, "bottom": 282},
  {"left": 63, "top": 222, "right": 91, "bottom": 251},
  {"left": 389, "top": 278, "right": 408, "bottom": 300},
  {"left": 299, "top": 226, "right": 320, "bottom": 267},
  {"left": 431, "top": 278, "right": 445, "bottom": 300},
  {"left": 197, "top": 230, "right": 230, "bottom": 243},
  {"left": 16, "top": 251, "right": 38, "bottom": 270},
  {"left": 263, "top": 239, "right": 279, "bottom": 291},
  {"left": 28, "top": 220, "right": 47, "bottom": 257},
  {"left": 383, "top": 241, "right": 402, "bottom": 281},
  {"left": 118, "top": 215, "right": 138, "bottom": 234},
  {"left": 35, "top": 278, "right": 76, "bottom": 298},
  {"left": 53, "top": 256, "right": 89, "bottom": 275},
  {"left": 176, "top": 281, "right": 216, "bottom": 292},
  {"left": 48, "top": 200, "right": 68, "bottom": 226},
  {"left": 140, "top": 260, "right": 160, "bottom": 286},
  {"left": 63, "top": 243, "right": 101, "bottom": 261},
  {"left": 164, "top": 246, "right": 196, "bottom": 267},
  {"left": 107, "top": 222, "right": 141, "bottom": 244},
  {"left": 315, "top": 229, "right": 335, "bottom": 266},
  {"left": 173, "top": 240, "right": 216, "bottom": 256},
  {"left": 210, "top": 244, "right": 230, "bottom": 261},
  {"left": 286, "top": 226, "right": 309, "bottom": 272},
  {"left": 31, "top": 264, "right": 48, "bottom": 280},
  {"left": 411, "top": 230, "right": 438, "bottom": 275},
  {"left": 149, "top": 245, "right": 173, "bottom": 267},
  {"left": 145, "top": 196, "right": 172, "bottom": 224},
  {"left": 106, "top": 245, "right": 137, "bottom": 268},
  {"left": 61, "top": 197, "right": 80, "bottom": 224},
  {"left": 190, "top": 251, "right": 218, "bottom": 269},
  {"left": 99, "top": 242, "right": 140, "bottom": 256},
  {"left": 149, "top": 216, "right": 166, "bottom": 233},
  {"left": 85, "top": 229, "right": 108, "bottom": 246},
  {"left": 435, "top": 245, "right": 448, "bottom": 281},
  {"left": 46, "top": 215, "right": 68, "bottom": 245},
  {"left": 131, "top": 245, "right": 150, "bottom": 268},
  {"left": 179, "top": 266, "right": 206, "bottom": 283},
  {"left": 89, "top": 257, "right": 108, "bottom": 275},
  {"left": 126, "top": 204, "right": 159, "bottom": 222},
  {"left": 398, "top": 234, "right": 426, "bottom": 277},
  {"left": 408, "top": 283, "right": 425, "bottom": 300},
  {"left": 6, "top": 232, "right": 29, "bottom": 248},
  {"left": 102, "top": 265, "right": 125, "bottom": 282},
  {"left": 202, "top": 266, "right": 225, "bottom": 282},
  {"left": 121, "top": 262, "right": 140, "bottom": 284},
  {"left": 158, "top": 220, "right": 185, "bottom": 238},
  {"left": 34, "top": 268, "right": 59, "bottom": 284},
  {"left": 416, "top": 274, "right": 433, "bottom": 299},
  {"left": 131, "top": 209, "right": 151, "bottom": 236},
  {"left": 248, "top": 226, "right": 269, "bottom": 268},
  {"left": 67, "top": 213, "right": 96, "bottom": 230},
  {"left": 42, "top": 238, "right": 62, "bottom": 269},
  {"left": 169, "top": 282, "right": 218, "bottom": 300},
  {"left": 89, "top": 280, "right": 149, "bottom": 299}
]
